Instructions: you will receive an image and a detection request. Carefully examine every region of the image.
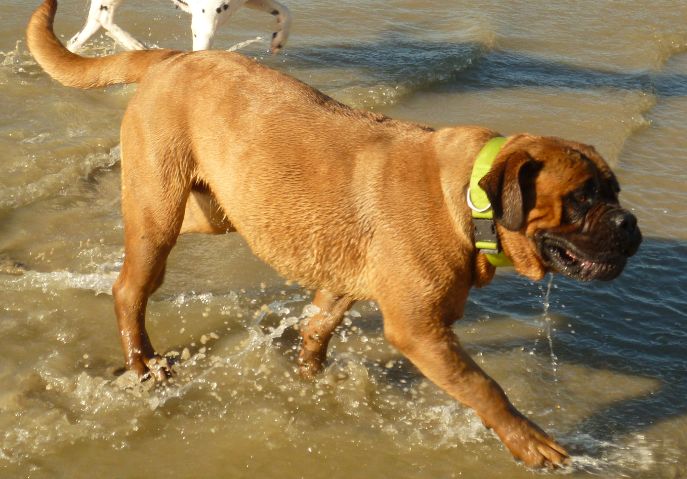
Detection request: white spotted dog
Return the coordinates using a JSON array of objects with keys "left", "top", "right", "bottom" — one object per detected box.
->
[{"left": 67, "top": 0, "right": 291, "bottom": 53}]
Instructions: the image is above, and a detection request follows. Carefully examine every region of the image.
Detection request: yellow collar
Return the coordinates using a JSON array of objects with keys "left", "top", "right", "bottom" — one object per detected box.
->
[{"left": 467, "top": 137, "right": 512, "bottom": 267}]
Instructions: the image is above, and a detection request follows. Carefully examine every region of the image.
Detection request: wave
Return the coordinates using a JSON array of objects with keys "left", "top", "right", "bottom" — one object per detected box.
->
[
  {"left": 0, "top": 145, "right": 120, "bottom": 212},
  {"left": 277, "top": 36, "right": 493, "bottom": 109},
  {"left": 274, "top": 36, "right": 687, "bottom": 111}
]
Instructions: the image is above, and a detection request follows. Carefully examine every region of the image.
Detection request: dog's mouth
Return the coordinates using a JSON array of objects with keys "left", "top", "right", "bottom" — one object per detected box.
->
[{"left": 537, "top": 234, "right": 627, "bottom": 281}]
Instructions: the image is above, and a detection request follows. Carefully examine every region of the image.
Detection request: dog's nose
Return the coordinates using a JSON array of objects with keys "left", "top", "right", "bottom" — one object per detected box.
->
[
  {"left": 610, "top": 209, "right": 638, "bottom": 234},
  {"left": 607, "top": 209, "right": 641, "bottom": 256}
]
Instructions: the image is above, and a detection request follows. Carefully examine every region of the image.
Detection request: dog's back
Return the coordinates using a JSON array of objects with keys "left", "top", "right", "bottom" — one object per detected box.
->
[{"left": 123, "top": 50, "right": 439, "bottom": 296}]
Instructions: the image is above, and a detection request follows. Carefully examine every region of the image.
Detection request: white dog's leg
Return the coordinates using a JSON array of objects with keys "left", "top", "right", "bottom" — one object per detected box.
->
[
  {"left": 98, "top": 0, "right": 147, "bottom": 50},
  {"left": 102, "top": 23, "right": 147, "bottom": 50},
  {"left": 69, "top": 0, "right": 291, "bottom": 52},
  {"left": 67, "top": 0, "right": 105, "bottom": 52},
  {"left": 68, "top": 0, "right": 146, "bottom": 51},
  {"left": 244, "top": 0, "right": 291, "bottom": 53},
  {"left": 67, "top": 17, "right": 102, "bottom": 52}
]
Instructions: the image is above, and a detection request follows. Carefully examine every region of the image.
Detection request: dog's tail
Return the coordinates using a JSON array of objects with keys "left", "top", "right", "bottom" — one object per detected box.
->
[{"left": 27, "top": 0, "right": 182, "bottom": 88}]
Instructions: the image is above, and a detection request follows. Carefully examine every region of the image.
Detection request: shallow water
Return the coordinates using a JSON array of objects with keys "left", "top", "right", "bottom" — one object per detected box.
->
[{"left": 1, "top": 0, "right": 687, "bottom": 478}]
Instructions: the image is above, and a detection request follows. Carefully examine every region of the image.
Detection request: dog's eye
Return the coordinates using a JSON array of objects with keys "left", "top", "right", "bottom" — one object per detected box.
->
[
  {"left": 563, "top": 182, "right": 598, "bottom": 224},
  {"left": 573, "top": 189, "right": 593, "bottom": 206},
  {"left": 572, "top": 180, "right": 598, "bottom": 206}
]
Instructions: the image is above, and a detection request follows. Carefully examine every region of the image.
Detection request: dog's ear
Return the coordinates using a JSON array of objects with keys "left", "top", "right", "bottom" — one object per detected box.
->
[{"left": 479, "top": 151, "right": 541, "bottom": 231}]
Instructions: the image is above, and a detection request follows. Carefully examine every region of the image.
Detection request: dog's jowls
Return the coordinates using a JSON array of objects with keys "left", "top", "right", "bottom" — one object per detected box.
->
[{"left": 27, "top": 0, "right": 641, "bottom": 469}]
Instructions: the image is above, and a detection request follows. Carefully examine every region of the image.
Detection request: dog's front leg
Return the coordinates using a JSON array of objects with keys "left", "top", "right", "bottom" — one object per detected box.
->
[
  {"left": 102, "top": 23, "right": 146, "bottom": 50},
  {"left": 69, "top": 0, "right": 146, "bottom": 51},
  {"left": 67, "top": 0, "right": 103, "bottom": 52},
  {"left": 97, "top": 0, "right": 146, "bottom": 50},
  {"left": 243, "top": 0, "right": 291, "bottom": 53},
  {"left": 380, "top": 301, "right": 569, "bottom": 468}
]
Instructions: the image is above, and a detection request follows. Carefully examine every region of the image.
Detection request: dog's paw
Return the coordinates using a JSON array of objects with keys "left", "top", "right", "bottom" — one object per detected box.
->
[
  {"left": 141, "top": 355, "right": 175, "bottom": 382},
  {"left": 269, "top": 8, "right": 290, "bottom": 54},
  {"left": 495, "top": 415, "right": 570, "bottom": 469},
  {"left": 297, "top": 350, "right": 325, "bottom": 380},
  {"left": 270, "top": 30, "right": 286, "bottom": 54}
]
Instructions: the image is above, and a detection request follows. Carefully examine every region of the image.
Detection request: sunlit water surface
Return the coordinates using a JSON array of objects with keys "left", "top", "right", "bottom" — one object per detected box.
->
[{"left": 1, "top": 1, "right": 686, "bottom": 478}]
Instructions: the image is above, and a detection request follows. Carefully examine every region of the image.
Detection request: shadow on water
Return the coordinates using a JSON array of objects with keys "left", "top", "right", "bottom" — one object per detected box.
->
[
  {"left": 550, "top": 237, "right": 687, "bottom": 444},
  {"left": 280, "top": 36, "right": 687, "bottom": 97},
  {"left": 465, "top": 236, "right": 687, "bottom": 447},
  {"left": 445, "top": 50, "right": 687, "bottom": 98}
]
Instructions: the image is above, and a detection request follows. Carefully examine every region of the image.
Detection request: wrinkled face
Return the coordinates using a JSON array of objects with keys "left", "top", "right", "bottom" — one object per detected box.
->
[
  {"left": 480, "top": 135, "right": 642, "bottom": 281},
  {"left": 533, "top": 159, "right": 642, "bottom": 281}
]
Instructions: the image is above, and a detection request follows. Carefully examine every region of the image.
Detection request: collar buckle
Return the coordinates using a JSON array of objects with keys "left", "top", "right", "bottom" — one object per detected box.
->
[{"left": 473, "top": 218, "right": 500, "bottom": 255}]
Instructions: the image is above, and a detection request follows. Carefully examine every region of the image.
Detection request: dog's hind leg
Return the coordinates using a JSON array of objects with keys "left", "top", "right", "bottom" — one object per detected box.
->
[
  {"left": 297, "top": 290, "right": 355, "bottom": 379},
  {"left": 112, "top": 196, "right": 186, "bottom": 379},
  {"left": 244, "top": 0, "right": 291, "bottom": 53},
  {"left": 112, "top": 208, "right": 181, "bottom": 380},
  {"left": 111, "top": 122, "right": 192, "bottom": 380},
  {"left": 180, "top": 184, "right": 235, "bottom": 234}
]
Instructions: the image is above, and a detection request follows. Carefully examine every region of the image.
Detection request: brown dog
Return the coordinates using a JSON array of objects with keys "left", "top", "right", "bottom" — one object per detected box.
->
[{"left": 27, "top": 0, "right": 641, "bottom": 468}]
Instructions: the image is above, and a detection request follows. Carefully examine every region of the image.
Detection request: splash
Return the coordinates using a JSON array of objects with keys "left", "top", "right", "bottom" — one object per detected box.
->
[
  {"left": 0, "top": 40, "right": 39, "bottom": 74},
  {"left": 541, "top": 274, "right": 560, "bottom": 387},
  {"left": 149, "top": 295, "right": 307, "bottom": 409},
  {"left": 1, "top": 269, "right": 119, "bottom": 296},
  {"left": 565, "top": 432, "right": 656, "bottom": 475},
  {"left": 227, "top": 36, "right": 264, "bottom": 53}
]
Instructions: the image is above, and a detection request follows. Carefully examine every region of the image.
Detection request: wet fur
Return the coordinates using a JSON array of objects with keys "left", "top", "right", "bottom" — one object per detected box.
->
[{"left": 27, "top": 0, "right": 641, "bottom": 469}]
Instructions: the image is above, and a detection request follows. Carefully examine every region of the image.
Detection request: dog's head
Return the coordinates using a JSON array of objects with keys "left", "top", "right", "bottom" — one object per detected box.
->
[{"left": 479, "top": 135, "right": 642, "bottom": 282}]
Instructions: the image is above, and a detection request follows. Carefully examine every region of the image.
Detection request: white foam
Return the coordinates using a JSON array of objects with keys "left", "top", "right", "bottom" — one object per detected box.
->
[
  {"left": 1, "top": 270, "right": 118, "bottom": 296},
  {"left": 563, "top": 432, "right": 656, "bottom": 475}
]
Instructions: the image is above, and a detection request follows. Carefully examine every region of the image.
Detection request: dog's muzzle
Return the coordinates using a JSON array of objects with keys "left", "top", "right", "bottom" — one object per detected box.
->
[{"left": 536, "top": 207, "right": 642, "bottom": 281}]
